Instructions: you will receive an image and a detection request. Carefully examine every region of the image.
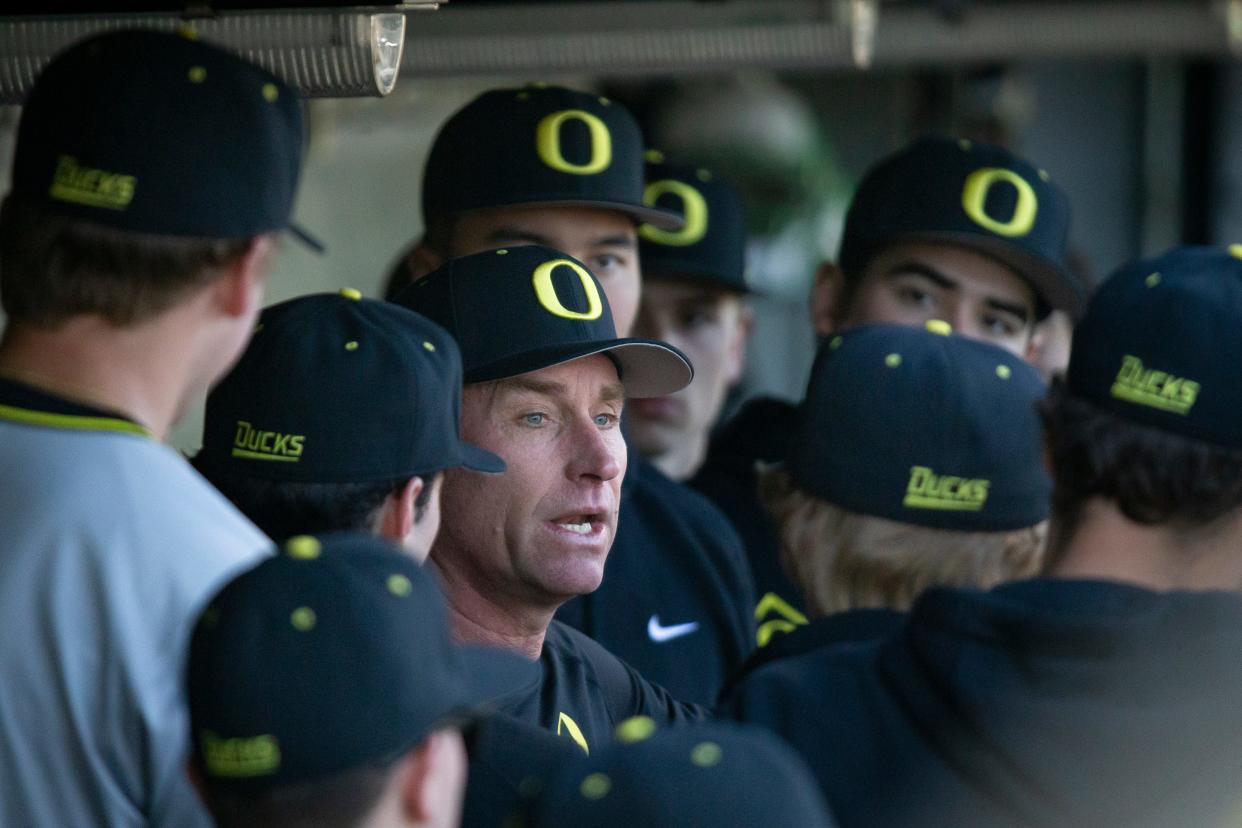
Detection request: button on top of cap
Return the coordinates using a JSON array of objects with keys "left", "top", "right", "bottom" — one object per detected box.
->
[
  {"left": 339, "top": 287, "right": 362, "bottom": 300},
  {"left": 925, "top": 319, "right": 952, "bottom": 336}
]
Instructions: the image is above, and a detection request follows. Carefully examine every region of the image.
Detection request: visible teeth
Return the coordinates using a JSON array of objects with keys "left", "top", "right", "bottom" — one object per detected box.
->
[{"left": 559, "top": 521, "right": 592, "bottom": 534}]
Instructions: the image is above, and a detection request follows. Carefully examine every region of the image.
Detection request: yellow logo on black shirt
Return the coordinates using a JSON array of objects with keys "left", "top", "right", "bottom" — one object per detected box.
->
[
  {"left": 1110, "top": 354, "right": 1199, "bottom": 415},
  {"left": 903, "top": 465, "right": 990, "bottom": 512},
  {"left": 232, "top": 420, "right": 305, "bottom": 462},
  {"left": 754, "top": 592, "right": 808, "bottom": 648},
  {"left": 556, "top": 711, "right": 590, "bottom": 755},
  {"left": 49, "top": 155, "right": 136, "bottom": 211}
]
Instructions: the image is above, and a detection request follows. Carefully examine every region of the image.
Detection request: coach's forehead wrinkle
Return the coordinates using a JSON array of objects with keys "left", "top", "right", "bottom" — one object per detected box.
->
[{"left": 492, "top": 374, "right": 624, "bottom": 402}]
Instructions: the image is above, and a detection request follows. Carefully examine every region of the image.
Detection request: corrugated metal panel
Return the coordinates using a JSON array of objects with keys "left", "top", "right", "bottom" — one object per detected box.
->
[{"left": 0, "top": 9, "right": 419, "bottom": 102}]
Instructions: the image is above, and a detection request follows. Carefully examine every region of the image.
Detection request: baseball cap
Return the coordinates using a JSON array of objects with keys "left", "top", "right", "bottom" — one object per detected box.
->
[
  {"left": 198, "top": 290, "right": 504, "bottom": 482},
  {"left": 188, "top": 532, "right": 538, "bottom": 790},
  {"left": 1067, "top": 245, "right": 1242, "bottom": 449},
  {"left": 838, "top": 136, "right": 1077, "bottom": 319},
  {"left": 521, "top": 719, "right": 836, "bottom": 827},
  {"left": 638, "top": 155, "right": 750, "bottom": 293},
  {"left": 391, "top": 245, "right": 693, "bottom": 398},
  {"left": 788, "top": 321, "right": 1050, "bottom": 531},
  {"left": 421, "top": 84, "right": 680, "bottom": 230},
  {"left": 10, "top": 29, "right": 320, "bottom": 250}
]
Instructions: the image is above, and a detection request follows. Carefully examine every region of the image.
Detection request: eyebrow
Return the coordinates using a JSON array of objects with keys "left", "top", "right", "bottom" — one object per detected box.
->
[
  {"left": 498, "top": 375, "right": 627, "bottom": 405},
  {"left": 599, "top": 382, "right": 626, "bottom": 404},
  {"left": 884, "top": 261, "right": 1033, "bottom": 323},
  {"left": 484, "top": 227, "right": 636, "bottom": 250}
]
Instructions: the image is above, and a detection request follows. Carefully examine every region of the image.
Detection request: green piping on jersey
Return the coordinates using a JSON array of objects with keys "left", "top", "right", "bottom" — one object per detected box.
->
[{"left": 0, "top": 403, "right": 151, "bottom": 438}]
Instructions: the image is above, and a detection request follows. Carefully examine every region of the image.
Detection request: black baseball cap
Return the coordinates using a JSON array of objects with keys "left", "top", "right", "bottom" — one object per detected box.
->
[
  {"left": 198, "top": 290, "right": 504, "bottom": 482},
  {"left": 188, "top": 532, "right": 538, "bottom": 790},
  {"left": 10, "top": 29, "right": 320, "bottom": 250},
  {"left": 392, "top": 246, "right": 693, "bottom": 398},
  {"left": 788, "top": 321, "right": 1050, "bottom": 531},
  {"left": 422, "top": 84, "right": 680, "bottom": 230},
  {"left": 522, "top": 719, "right": 836, "bottom": 827},
  {"left": 1067, "top": 245, "right": 1242, "bottom": 449},
  {"left": 638, "top": 155, "right": 750, "bottom": 293},
  {"left": 838, "top": 136, "right": 1077, "bottom": 319}
]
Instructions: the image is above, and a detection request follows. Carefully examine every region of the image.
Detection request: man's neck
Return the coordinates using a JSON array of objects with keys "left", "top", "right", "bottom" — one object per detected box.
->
[
  {"left": 1047, "top": 498, "right": 1242, "bottom": 592},
  {"left": 650, "top": 431, "right": 708, "bottom": 482},
  {"left": 0, "top": 314, "right": 203, "bottom": 441},
  {"left": 428, "top": 552, "right": 556, "bottom": 661}
]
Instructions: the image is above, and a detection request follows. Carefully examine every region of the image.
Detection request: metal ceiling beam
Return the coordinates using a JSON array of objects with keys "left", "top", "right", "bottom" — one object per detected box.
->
[
  {"left": 400, "top": 0, "right": 1238, "bottom": 78},
  {"left": 401, "top": 0, "right": 876, "bottom": 77}
]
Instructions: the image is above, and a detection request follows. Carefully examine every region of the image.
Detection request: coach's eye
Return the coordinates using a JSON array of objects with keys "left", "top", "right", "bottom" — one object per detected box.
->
[{"left": 522, "top": 412, "right": 546, "bottom": 426}]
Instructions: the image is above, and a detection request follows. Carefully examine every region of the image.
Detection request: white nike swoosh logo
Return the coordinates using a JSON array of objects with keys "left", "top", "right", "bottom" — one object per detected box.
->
[{"left": 647, "top": 615, "right": 700, "bottom": 643}]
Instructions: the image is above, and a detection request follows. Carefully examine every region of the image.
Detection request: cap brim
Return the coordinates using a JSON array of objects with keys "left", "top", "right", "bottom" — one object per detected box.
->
[
  {"left": 466, "top": 338, "right": 694, "bottom": 399},
  {"left": 645, "top": 266, "right": 754, "bottom": 295},
  {"left": 458, "top": 198, "right": 684, "bottom": 231},
  {"left": 899, "top": 231, "right": 1085, "bottom": 320},
  {"left": 457, "top": 441, "right": 507, "bottom": 475},
  {"left": 288, "top": 222, "right": 326, "bottom": 254}
]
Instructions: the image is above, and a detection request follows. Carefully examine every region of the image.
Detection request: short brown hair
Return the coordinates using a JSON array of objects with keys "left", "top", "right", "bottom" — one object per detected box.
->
[
  {"left": 1039, "top": 378, "right": 1242, "bottom": 567},
  {"left": 0, "top": 195, "right": 253, "bottom": 327},
  {"left": 761, "top": 468, "right": 1047, "bottom": 616}
]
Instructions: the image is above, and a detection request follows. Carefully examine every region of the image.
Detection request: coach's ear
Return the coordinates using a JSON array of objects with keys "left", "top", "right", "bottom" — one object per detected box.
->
[{"left": 810, "top": 260, "right": 846, "bottom": 337}]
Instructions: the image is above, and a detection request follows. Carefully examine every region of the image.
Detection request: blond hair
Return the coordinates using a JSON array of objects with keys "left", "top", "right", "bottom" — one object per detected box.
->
[{"left": 760, "top": 468, "right": 1047, "bottom": 617}]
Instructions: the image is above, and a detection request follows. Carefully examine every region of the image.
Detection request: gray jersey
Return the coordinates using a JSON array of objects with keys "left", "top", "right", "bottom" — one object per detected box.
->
[{"left": 0, "top": 383, "right": 270, "bottom": 827}]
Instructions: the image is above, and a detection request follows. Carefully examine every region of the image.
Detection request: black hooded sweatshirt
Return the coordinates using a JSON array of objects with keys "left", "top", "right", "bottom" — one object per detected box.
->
[{"left": 722, "top": 578, "right": 1242, "bottom": 828}]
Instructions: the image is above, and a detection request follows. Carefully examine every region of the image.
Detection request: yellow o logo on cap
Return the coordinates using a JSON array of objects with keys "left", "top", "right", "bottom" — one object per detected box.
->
[
  {"left": 638, "top": 179, "right": 708, "bottom": 247},
  {"left": 535, "top": 110, "right": 612, "bottom": 175},
  {"left": 532, "top": 259, "right": 603, "bottom": 321},
  {"left": 961, "top": 167, "right": 1039, "bottom": 238}
]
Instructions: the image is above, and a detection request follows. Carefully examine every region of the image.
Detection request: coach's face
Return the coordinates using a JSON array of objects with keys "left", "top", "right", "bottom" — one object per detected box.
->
[{"left": 432, "top": 354, "right": 626, "bottom": 609}]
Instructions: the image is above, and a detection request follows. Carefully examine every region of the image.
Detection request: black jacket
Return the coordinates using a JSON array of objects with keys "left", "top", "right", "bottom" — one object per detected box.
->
[
  {"left": 722, "top": 578, "right": 1242, "bottom": 828},
  {"left": 498, "top": 620, "right": 709, "bottom": 756}
]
